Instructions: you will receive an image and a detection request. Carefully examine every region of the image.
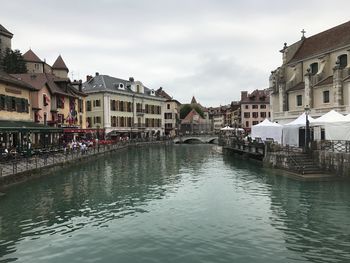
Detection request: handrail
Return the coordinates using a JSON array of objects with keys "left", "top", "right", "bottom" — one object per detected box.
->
[{"left": 286, "top": 147, "right": 304, "bottom": 174}]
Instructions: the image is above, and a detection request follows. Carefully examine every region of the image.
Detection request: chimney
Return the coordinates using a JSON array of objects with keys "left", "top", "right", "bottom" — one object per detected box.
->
[
  {"left": 86, "top": 75, "right": 92, "bottom": 82},
  {"left": 95, "top": 72, "right": 99, "bottom": 76},
  {"left": 78, "top": 79, "right": 82, "bottom": 92},
  {"left": 241, "top": 91, "right": 248, "bottom": 100},
  {"left": 129, "top": 77, "right": 134, "bottom": 82}
]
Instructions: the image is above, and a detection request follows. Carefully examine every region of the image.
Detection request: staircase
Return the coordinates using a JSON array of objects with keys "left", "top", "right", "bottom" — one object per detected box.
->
[{"left": 287, "top": 152, "right": 323, "bottom": 175}]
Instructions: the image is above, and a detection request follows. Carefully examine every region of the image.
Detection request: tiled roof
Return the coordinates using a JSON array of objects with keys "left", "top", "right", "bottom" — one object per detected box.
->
[
  {"left": 287, "top": 82, "right": 304, "bottom": 92},
  {"left": 289, "top": 21, "right": 350, "bottom": 64},
  {"left": 82, "top": 74, "right": 164, "bottom": 99},
  {"left": 0, "top": 24, "right": 13, "bottom": 38},
  {"left": 315, "top": 76, "right": 333, "bottom": 86},
  {"left": 23, "top": 49, "right": 42, "bottom": 63},
  {"left": 241, "top": 89, "right": 270, "bottom": 103},
  {"left": 52, "top": 55, "right": 69, "bottom": 71},
  {"left": 156, "top": 87, "right": 172, "bottom": 100},
  {"left": 0, "top": 71, "right": 36, "bottom": 90},
  {"left": 11, "top": 73, "right": 78, "bottom": 97},
  {"left": 181, "top": 109, "right": 205, "bottom": 124}
]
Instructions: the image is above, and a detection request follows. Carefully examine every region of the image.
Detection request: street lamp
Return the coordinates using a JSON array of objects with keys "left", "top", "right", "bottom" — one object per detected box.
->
[{"left": 305, "top": 105, "right": 310, "bottom": 153}]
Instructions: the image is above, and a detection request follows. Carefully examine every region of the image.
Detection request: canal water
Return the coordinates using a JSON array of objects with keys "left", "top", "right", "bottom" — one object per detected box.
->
[{"left": 0, "top": 145, "right": 350, "bottom": 263}]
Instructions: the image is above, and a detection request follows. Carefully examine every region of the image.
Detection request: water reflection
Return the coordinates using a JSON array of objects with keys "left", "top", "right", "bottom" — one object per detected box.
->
[
  {"left": 0, "top": 145, "right": 215, "bottom": 261},
  {"left": 223, "top": 152, "right": 350, "bottom": 263}
]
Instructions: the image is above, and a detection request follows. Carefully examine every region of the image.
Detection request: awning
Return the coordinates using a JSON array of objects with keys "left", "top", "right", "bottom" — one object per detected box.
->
[{"left": 0, "top": 120, "right": 63, "bottom": 133}]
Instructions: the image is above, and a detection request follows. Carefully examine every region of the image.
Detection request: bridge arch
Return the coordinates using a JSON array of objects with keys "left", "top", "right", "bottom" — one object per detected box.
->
[{"left": 182, "top": 138, "right": 204, "bottom": 144}]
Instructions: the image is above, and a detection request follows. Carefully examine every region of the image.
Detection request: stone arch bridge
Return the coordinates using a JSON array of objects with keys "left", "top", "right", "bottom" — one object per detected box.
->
[{"left": 173, "top": 135, "right": 219, "bottom": 144}]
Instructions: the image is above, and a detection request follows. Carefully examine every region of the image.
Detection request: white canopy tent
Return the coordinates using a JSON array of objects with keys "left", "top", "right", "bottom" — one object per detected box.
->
[
  {"left": 312, "top": 110, "right": 350, "bottom": 140},
  {"left": 220, "top": 126, "right": 235, "bottom": 131},
  {"left": 251, "top": 119, "right": 283, "bottom": 144},
  {"left": 282, "top": 113, "right": 315, "bottom": 146}
]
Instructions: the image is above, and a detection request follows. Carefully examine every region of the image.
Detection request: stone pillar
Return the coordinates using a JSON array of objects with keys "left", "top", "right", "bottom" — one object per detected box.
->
[
  {"left": 304, "top": 69, "right": 313, "bottom": 108},
  {"left": 278, "top": 83, "right": 286, "bottom": 112},
  {"left": 333, "top": 61, "right": 343, "bottom": 107},
  {"left": 103, "top": 94, "right": 111, "bottom": 129}
]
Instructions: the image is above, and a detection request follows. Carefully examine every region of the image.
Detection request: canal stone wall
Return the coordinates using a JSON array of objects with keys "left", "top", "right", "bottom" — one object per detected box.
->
[{"left": 312, "top": 151, "right": 350, "bottom": 177}]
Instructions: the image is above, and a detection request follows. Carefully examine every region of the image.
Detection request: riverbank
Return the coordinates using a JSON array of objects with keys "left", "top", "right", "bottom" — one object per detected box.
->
[{"left": 0, "top": 140, "right": 171, "bottom": 190}]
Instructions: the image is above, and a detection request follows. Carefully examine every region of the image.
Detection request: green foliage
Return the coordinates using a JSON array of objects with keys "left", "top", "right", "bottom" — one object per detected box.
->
[
  {"left": 180, "top": 104, "right": 205, "bottom": 119},
  {"left": 1, "top": 48, "right": 27, "bottom": 74}
]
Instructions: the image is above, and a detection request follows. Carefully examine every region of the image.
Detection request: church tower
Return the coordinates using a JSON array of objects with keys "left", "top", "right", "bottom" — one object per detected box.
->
[{"left": 52, "top": 55, "right": 69, "bottom": 78}]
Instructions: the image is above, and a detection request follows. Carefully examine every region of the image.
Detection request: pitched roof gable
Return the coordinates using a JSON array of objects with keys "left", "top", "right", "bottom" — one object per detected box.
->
[
  {"left": 0, "top": 71, "right": 36, "bottom": 90},
  {"left": 289, "top": 21, "right": 350, "bottom": 64},
  {"left": 52, "top": 55, "right": 69, "bottom": 71},
  {"left": 23, "top": 49, "right": 42, "bottom": 63},
  {"left": 181, "top": 109, "right": 205, "bottom": 124}
]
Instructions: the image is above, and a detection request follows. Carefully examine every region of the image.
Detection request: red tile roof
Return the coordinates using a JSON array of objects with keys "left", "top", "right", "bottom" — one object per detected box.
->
[
  {"left": 0, "top": 71, "right": 36, "bottom": 90},
  {"left": 23, "top": 49, "right": 42, "bottom": 63},
  {"left": 181, "top": 109, "right": 205, "bottom": 124},
  {"left": 289, "top": 21, "right": 350, "bottom": 64},
  {"left": 52, "top": 55, "right": 69, "bottom": 71}
]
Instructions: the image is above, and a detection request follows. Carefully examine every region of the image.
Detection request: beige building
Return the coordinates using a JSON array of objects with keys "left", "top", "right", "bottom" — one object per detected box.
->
[
  {"left": 14, "top": 50, "right": 87, "bottom": 129},
  {"left": 270, "top": 21, "right": 350, "bottom": 123},
  {"left": 240, "top": 90, "right": 270, "bottom": 130},
  {"left": 83, "top": 74, "right": 166, "bottom": 138},
  {"left": 156, "top": 87, "right": 181, "bottom": 137}
]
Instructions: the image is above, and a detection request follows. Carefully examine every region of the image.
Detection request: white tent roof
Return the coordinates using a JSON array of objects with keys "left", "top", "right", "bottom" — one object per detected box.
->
[
  {"left": 312, "top": 110, "right": 347, "bottom": 125},
  {"left": 253, "top": 119, "right": 282, "bottom": 127},
  {"left": 285, "top": 112, "right": 315, "bottom": 126}
]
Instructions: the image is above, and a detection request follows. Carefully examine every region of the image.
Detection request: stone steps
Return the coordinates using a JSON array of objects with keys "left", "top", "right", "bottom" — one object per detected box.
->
[{"left": 288, "top": 153, "right": 323, "bottom": 175}]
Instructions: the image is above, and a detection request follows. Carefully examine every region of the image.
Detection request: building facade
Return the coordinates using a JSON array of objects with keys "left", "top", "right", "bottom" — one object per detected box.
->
[
  {"left": 240, "top": 89, "right": 270, "bottom": 130},
  {"left": 156, "top": 87, "right": 181, "bottom": 137},
  {"left": 270, "top": 21, "right": 350, "bottom": 123},
  {"left": 83, "top": 74, "right": 166, "bottom": 138}
]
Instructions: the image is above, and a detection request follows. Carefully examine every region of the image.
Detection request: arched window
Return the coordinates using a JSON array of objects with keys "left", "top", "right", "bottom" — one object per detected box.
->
[
  {"left": 310, "top": 63, "right": 318, "bottom": 75},
  {"left": 338, "top": 54, "right": 348, "bottom": 69}
]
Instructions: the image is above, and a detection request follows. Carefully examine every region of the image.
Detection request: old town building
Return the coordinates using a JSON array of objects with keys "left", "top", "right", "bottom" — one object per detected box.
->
[
  {"left": 156, "top": 87, "right": 181, "bottom": 137},
  {"left": 240, "top": 89, "right": 270, "bottom": 130},
  {"left": 83, "top": 73, "right": 166, "bottom": 138},
  {"left": 270, "top": 21, "right": 350, "bottom": 123}
]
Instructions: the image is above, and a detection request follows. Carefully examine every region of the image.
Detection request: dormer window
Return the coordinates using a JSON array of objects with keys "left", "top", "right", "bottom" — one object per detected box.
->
[
  {"left": 338, "top": 54, "right": 348, "bottom": 69},
  {"left": 150, "top": 89, "right": 155, "bottom": 96},
  {"left": 137, "top": 85, "right": 140, "bottom": 93},
  {"left": 310, "top": 62, "right": 318, "bottom": 75},
  {"left": 119, "top": 83, "right": 125, "bottom": 90}
]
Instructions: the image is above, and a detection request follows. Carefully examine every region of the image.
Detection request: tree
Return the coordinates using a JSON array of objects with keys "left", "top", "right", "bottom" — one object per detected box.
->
[
  {"left": 1, "top": 48, "right": 27, "bottom": 74},
  {"left": 180, "top": 104, "right": 205, "bottom": 119}
]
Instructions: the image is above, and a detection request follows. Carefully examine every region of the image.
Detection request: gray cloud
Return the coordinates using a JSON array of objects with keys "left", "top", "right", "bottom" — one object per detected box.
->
[{"left": 2, "top": 0, "right": 350, "bottom": 105}]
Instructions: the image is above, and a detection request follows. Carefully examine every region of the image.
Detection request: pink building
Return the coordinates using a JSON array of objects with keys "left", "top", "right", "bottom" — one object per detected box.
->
[{"left": 240, "top": 89, "right": 270, "bottom": 131}]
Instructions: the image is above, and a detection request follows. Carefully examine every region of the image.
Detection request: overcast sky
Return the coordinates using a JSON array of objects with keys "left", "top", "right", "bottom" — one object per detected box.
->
[{"left": 2, "top": 0, "right": 350, "bottom": 106}]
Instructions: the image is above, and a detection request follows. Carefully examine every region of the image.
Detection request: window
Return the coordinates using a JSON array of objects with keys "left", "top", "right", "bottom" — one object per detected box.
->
[
  {"left": 165, "top": 123, "right": 173, "bottom": 129},
  {"left": 260, "top": 105, "right": 266, "bottom": 109},
  {"left": 260, "top": 112, "right": 266, "bottom": 118},
  {"left": 86, "top": 117, "right": 91, "bottom": 127},
  {"left": 78, "top": 99, "right": 83, "bottom": 112},
  {"left": 323, "top": 90, "right": 330, "bottom": 103},
  {"left": 94, "top": 99, "right": 101, "bottom": 107},
  {"left": 338, "top": 54, "right": 348, "bottom": 69},
  {"left": 164, "top": 113, "right": 172, "bottom": 119},
  {"left": 167, "top": 104, "right": 170, "bottom": 109},
  {"left": 244, "top": 112, "right": 250, "bottom": 118},
  {"left": 57, "top": 96, "right": 64, "bottom": 109},
  {"left": 245, "top": 105, "right": 249, "bottom": 109},
  {"left": 310, "top": 62, "right": 318, "bottom": 75},
  {"left": 86, "top": 101, "right": 91, "bottom": 111},
  {"left": 11, "top": 97, "right": 16, "bottom": 111},
  {"left": 252, "top": 105, "right": 258, "bottom": 109},
  {"left": 245, "top": 121, "right": 249, "bottom": 127},
  {"left": 252, "top": 112, "right": 258, "bottom": 118},
  {"left": 0, "top": 95, "right": 5, "bottom": 110},
  {"left": 252, "top": 121, "right": 259, "bottom": 125},
  {"left": 296, "top": 95, "right": 303, "bottom": 106},
  {"left": 94, "top": 116, "right": 101, "bottom": 124},
  {"left": 111, "top": 100, "right": 116, "bottom": 111}
]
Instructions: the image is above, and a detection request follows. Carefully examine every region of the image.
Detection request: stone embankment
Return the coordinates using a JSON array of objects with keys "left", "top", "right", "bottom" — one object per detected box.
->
[{"left": 0, "top": 140, "right": 171, "bottom": 189}]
